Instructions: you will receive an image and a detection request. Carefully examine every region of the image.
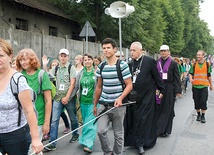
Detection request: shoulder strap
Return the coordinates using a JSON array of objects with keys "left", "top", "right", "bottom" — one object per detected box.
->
[
  {"left": 206, "top": 62, "right": 209, "bottom": 74},
  {"left": 68, "top": 63, "right": 72, "bottom": 82},
  {"left": 10, "top": 72, "right": 26, "bottom": 126},
  {"left": 117, "top": 59, "right": 123, "bottom": 82},
  {"left": 54, "top": 65, "right": 59, "bottom": 76},
  {"left": 100, "top": 61, "right": 107, "bottom": 78},
  {"left": 68, "top": 63, "right": 72, "bottom": 76},
  {"left": 116, "top": 59, "right": 125, "bottom": 90},
  {"left": 193, "top": 62, "right": 196, "bottom": 74},
  {"left": 38, "top": 69, "right": 45, "bottom": 94}
]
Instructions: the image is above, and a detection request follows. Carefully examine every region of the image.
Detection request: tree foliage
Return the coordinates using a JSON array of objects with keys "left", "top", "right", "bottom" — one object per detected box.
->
[{"left": 47, "top": 0, "right": 213, "bottom": 57}]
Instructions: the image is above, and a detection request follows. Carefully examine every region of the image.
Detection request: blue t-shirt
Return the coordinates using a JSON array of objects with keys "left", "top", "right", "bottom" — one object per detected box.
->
[{"left": 96, "top": 61, "right": 131, "bottom": 102}]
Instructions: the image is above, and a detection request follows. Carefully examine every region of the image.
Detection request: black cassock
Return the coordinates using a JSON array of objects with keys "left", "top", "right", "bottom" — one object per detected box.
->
[
  {"left": 124, "top": 56, "right": 165, "bottom": 148},
  {"left": 156, "top": 58, "right": 181, "bottom": 134}
]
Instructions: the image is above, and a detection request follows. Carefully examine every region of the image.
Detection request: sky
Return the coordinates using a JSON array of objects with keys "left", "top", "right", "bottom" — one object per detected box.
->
[{"left": 199, "top": 0, "right": 214, "bottom": 36}]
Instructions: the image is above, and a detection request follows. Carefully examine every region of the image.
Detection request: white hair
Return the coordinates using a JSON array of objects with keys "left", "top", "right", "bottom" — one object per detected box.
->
[{"left": 131, "top": 41, "right": 142, "bottom": 50}]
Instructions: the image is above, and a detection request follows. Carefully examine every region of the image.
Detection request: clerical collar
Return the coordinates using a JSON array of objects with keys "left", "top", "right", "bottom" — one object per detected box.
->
[
  {"left": 161, "top": 56, "right": 170, "bottom": 61},
  {"left": 136, "top": 54, "right": 143, "bottom": 61}
]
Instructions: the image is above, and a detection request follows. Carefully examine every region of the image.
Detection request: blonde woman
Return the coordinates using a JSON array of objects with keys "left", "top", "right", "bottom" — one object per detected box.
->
[
  {"left": 75, "top": 54, "right": 84, "bottom": 74},
  {"left": 74, "top": 54, "right": 84, "bottom": 125}
]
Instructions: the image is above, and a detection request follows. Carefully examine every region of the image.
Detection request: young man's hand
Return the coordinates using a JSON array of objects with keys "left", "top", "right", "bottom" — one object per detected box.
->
[{"left": 114, "top": 98, "right": 123, "bottom": 107}]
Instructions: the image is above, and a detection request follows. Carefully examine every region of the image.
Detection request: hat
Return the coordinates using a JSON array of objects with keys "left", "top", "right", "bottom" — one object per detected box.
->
[
  {"left": 160, "top": 45, "right": 169, "bottom": 51},
  {"left": 59, "top": 48, "right": 69, "bottom": 55},
  {"left": 115, "top": 51, "right": 124, "bottom": 56}
]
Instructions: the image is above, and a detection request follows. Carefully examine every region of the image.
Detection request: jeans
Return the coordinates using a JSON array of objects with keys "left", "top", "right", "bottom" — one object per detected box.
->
[
  {"left": 49, "top": 97, "right": 79, "bottom": 147},
  {"left": 0, "top": 124, "right": 31, "bottom": 155}
]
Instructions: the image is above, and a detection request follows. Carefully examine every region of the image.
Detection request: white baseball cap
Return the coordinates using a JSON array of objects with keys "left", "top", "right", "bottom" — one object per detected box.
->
[
  {"left": 160, "top": 45, "right": 169, "bottom": 51},
  {"left": 59, "top": 48, "right": 69, "bottom": 55}
]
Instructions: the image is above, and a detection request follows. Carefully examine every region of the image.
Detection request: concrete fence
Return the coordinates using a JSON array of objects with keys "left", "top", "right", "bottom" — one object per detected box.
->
[
  {"left": 0, "top": 25, "right": 154, "bottom": 65},
  {"left": 0, "top": 25, "right": 102, "bottom": 64}
]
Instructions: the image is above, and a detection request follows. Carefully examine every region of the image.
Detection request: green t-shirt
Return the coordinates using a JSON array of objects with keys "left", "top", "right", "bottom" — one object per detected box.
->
[
  {"left": 177, "top": 64, "right": 183, "bottom": 75},
  {"left": 189, "top": 62, "right": 212, "bottom": 89},
  {"left": 22, "top": 69, "right": 52, "bottom": 125},
  {"left": 80, "top": 68, "right": 96, "bottom": 104}
]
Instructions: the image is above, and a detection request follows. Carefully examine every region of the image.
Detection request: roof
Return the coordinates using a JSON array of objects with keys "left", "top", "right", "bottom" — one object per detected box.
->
[{"left": 13, "top": 0, "right": 71, "bottom": 20}]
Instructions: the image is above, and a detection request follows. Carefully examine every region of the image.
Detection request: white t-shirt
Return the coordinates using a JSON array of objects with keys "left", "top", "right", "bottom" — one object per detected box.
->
[{"left": 0, "top": 76, "right": 30, "bottom": 133}]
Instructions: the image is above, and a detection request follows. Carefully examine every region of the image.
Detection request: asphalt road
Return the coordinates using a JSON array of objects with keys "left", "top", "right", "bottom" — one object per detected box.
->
[{"left": 43, "top": 79, "right": 214, "bottom": 155}]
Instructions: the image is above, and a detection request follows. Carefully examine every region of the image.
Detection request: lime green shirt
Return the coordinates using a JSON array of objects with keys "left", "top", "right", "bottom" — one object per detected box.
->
[
  {"left": 22, "top": 69, "right": 52, "bottom": 125},
  {"left": 189, "top": 62, "right": 212, "bottom": 89},
  {"left": 80, "top": 68, "right": 96, "bottom": 104},
  {"left": 51, "top": 82, "right": 56, "bottom": 98}
]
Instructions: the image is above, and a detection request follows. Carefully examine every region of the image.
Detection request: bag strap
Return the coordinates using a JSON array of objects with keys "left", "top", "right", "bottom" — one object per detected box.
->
[
  {"left": 10, "top": 72, "right": 26, "bottom": 126},
  {"left": 54, "top": 65, "right": 59, "bottom": 76},
  {"left": 206, "top": 62, "right": 209, "bottom": 74},
  {"left": 68, "top": 63, "right": 72, "bottom": 76},
  {"left": 38, "top": 69, "right": 45, "bottom": 94},
  {"left": 99, "top": 61, "right": 107, "bottom": 78},
  {"left": 116, "top": 59, "right": 125, "bottom": 90}
]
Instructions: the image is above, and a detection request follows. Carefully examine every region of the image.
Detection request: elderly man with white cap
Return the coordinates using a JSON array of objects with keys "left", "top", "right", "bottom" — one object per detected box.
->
[
  {"left": 156, "top": 45, "right": 181, "bottom": 137},
  {"left": 115, "top": 50, "right": 125, "bottom": 60},
  {"left": 43, "top": 48, "right": 79, "bottom": 151}
]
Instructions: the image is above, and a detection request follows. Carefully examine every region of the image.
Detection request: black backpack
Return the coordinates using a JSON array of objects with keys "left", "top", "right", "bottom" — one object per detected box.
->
[
  {"left": 99, "top": 59, "right": 137, "bottom": 103},
  {"left": 54, "top": 64, "right": 72, "bottom": 77}
]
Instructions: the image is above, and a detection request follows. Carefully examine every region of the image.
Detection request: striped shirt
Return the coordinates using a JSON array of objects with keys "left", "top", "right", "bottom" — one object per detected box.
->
[{"left": 96, "top": 60, "right": 131, "bottom": 102}]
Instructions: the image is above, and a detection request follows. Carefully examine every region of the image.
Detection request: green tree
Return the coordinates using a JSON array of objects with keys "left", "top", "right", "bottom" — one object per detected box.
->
[
  {"left": 47, "top": 0, "right": 213, "bottom": 57},
  {"left": 161, "top": 0, "right": 185, "bottom": 55},
  {"left": 180, "top": 0, "right": 213, "bottom": 58}
]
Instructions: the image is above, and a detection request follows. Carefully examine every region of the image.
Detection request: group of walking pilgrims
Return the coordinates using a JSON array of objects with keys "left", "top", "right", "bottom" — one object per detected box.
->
[{"left": 0, "top": 37, "right": 212, "bottom": 155}]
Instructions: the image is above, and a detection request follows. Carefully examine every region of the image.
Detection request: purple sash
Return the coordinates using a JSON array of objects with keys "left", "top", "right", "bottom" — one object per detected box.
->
[
  {"left": 157, "top": 57, "right": 172, "bottom": 78},
  {"left": 156, "top": 57, "right": 172, "bottom": 104}
]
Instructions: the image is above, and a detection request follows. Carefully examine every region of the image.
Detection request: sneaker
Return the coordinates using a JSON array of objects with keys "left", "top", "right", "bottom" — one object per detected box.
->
[
  {"left": 83, "top": 147, "right": 92, "bottom": 153},
  {"left": 44, "top": 144, "right": 56, "bottom": 151},
  {"left": 201, "top": 115, "right": 206, "bottom": 123},
  {"left": 79, "top": 122, "right": 83, "bottom": 126},
  {"left": 196, "top": 115, "right": 201, "bottom": 121},
  {"left": 62, "top": 128, "right": 70, "bottom": 134},
  {"left": 69, "top": 134, "right": 79, "bottom": 143},
  {"left": 42, "top": 134, "right": 50, "bottom": 141}
]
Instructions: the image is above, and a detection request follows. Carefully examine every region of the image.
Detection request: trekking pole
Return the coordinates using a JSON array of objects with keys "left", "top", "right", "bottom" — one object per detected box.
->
[{"left": 29, "top": 101, "right": 136, "bottom": 155}]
